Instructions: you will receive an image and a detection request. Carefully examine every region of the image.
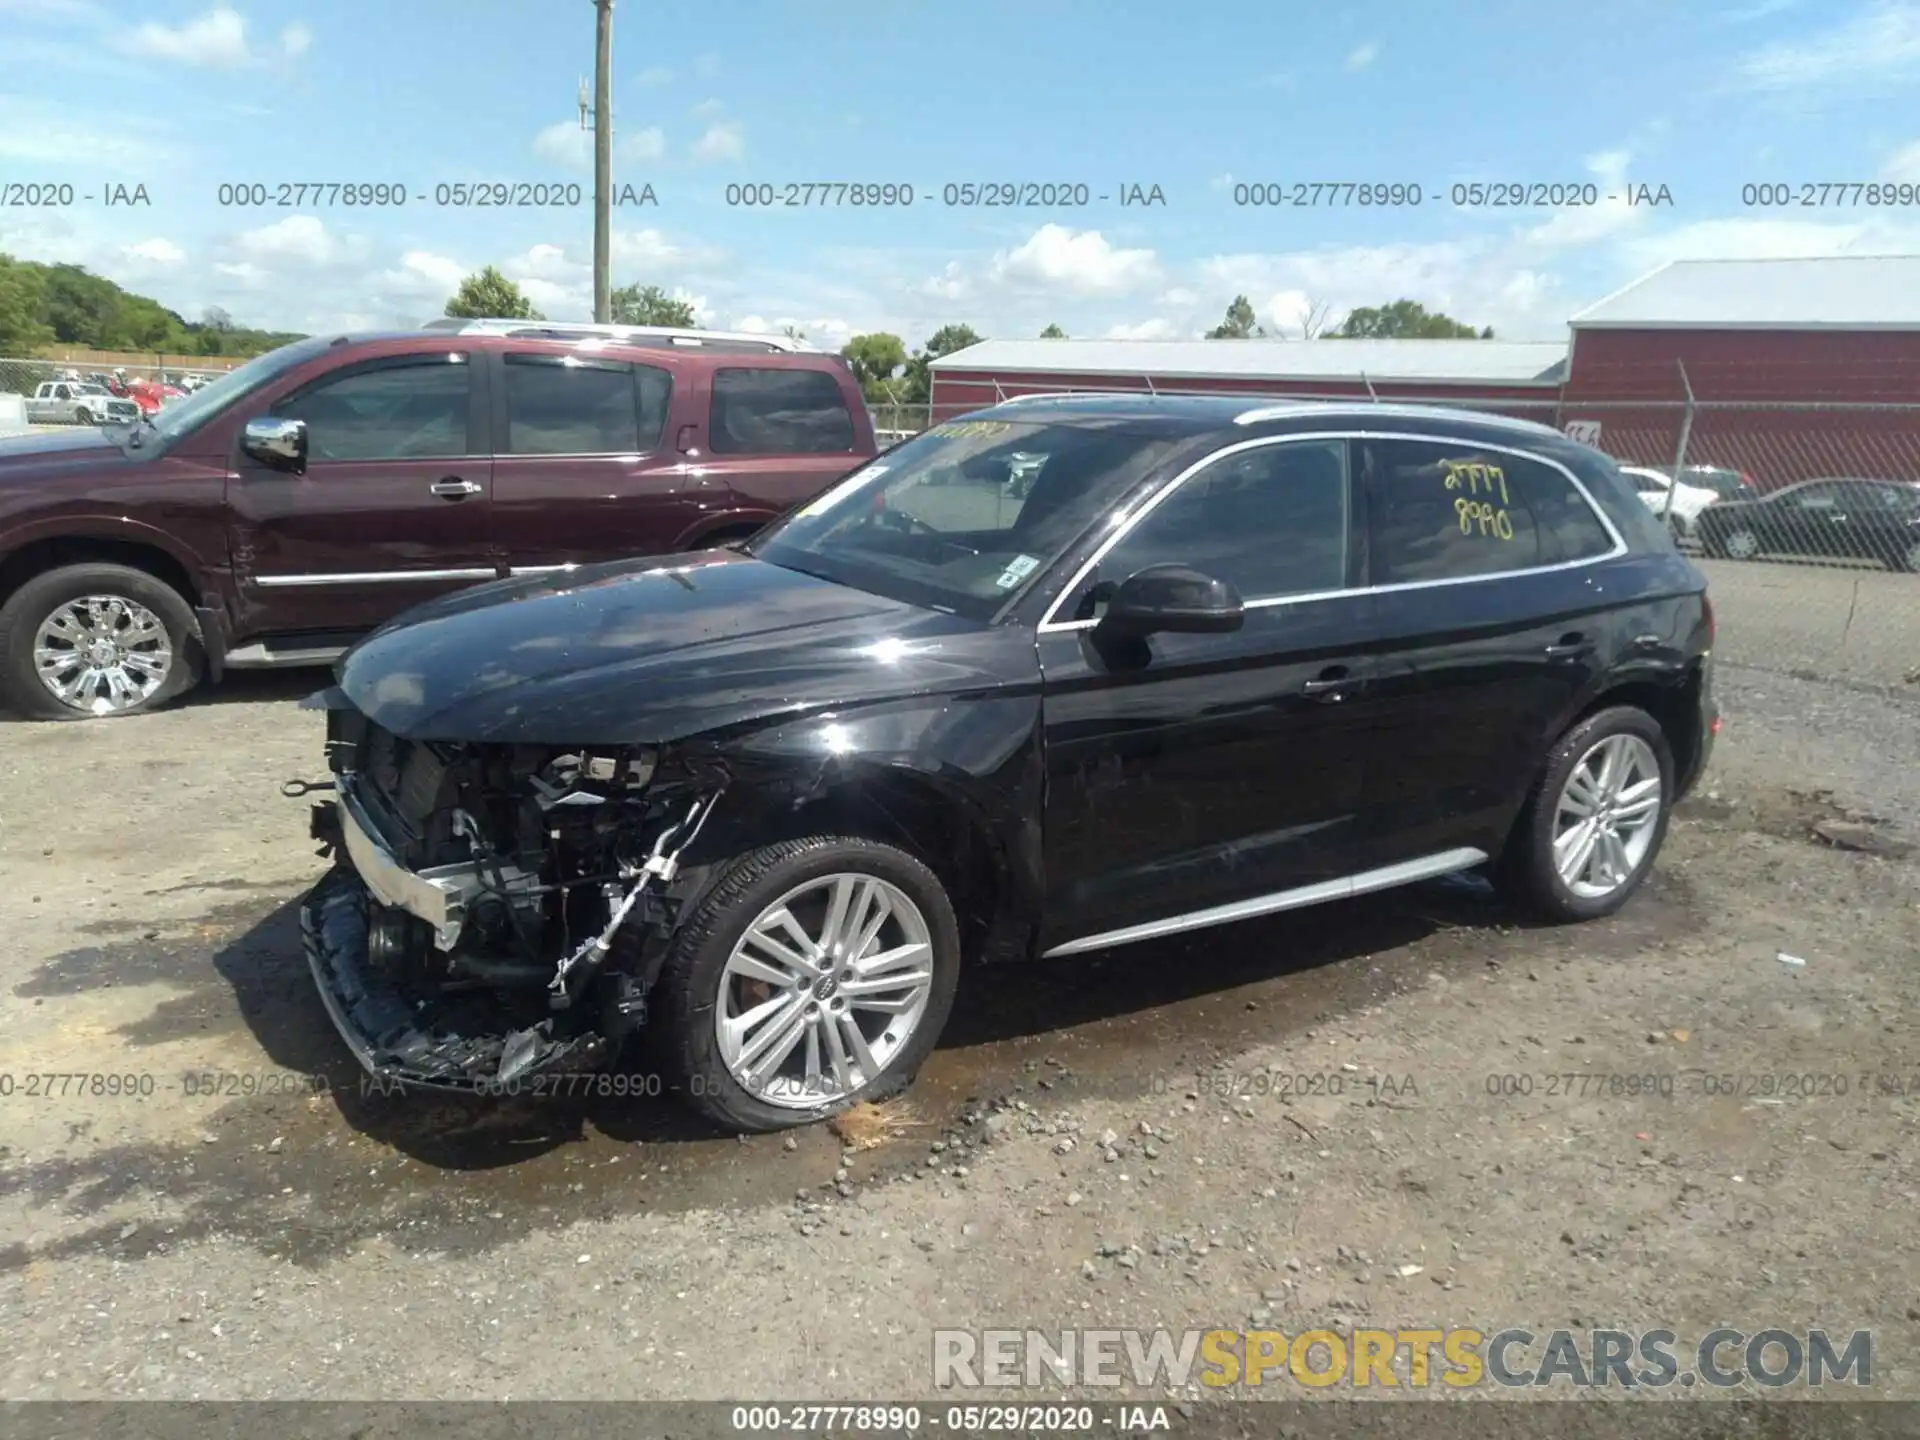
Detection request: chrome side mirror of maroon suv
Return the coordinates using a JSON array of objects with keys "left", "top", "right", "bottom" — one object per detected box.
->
[{"left": 243, "top": 417, "right": 308, "bottom": 474}]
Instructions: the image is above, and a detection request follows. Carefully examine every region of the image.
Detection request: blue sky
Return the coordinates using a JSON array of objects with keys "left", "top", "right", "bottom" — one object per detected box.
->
[{"left": 3, "top": 0, "right": 1919, "bottom": 347}]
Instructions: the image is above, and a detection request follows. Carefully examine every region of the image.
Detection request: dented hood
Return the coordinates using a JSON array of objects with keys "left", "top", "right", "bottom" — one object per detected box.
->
[{"left": 334, "top": 550, "right": 1007, "bottom": 743}]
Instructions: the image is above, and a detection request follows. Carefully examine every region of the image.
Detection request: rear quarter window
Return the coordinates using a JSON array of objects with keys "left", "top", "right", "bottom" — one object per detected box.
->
[{"left": 709, "top": 367, "right": 855, "bottom": 454}]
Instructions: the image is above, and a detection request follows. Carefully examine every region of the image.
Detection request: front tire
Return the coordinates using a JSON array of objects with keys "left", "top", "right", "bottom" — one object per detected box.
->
[
  {"left": 0, "top": 563, "right": 204, "bottom": 719},
  {"left": 1719, "top": 526, "right": 1761, "bottom": 561},
  {"left": 1496, "top": 706, "right": 1675, "bottom": 923},
  {"left": 653, "top": 836, "right": 962, "bottom": 1132}
]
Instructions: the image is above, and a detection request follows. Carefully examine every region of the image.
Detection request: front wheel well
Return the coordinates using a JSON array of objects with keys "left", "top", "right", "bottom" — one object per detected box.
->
[
  {"left": 685, "top": 775, "right": 1011, "bottom": 964},
  {"left": 0, "top": 537, "right": 201, "bottom": 612}
]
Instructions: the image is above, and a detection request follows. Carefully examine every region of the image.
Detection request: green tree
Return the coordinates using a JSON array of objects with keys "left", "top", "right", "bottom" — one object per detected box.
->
[
  {"left": 839, "top": 332, "right": 909, "bottom": 396},
  {"left": 1039, "top": 322, "right": 1067, "bottom": 338},
  {"left": 1331, "top": 299, "right": 1491, "bottom": 339},
  {"left": 0, "top": 256, "right": 53, "bottom": 354},
  {"left": 1206, "top": 295, "right": 1264, "bottom": 339},
  {"left": 900, "top": 322, "right": 983, "bottom": 403},
  {"left": 609, "top": 282, "right": 696, "bottom": 326},
  {"left": 445, "top": 266, "right": 543, "bottom": 320}
]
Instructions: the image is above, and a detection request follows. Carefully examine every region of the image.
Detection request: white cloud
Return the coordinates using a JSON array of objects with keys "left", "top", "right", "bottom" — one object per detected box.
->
[
  {"left": 1882, "top": 138, "right": 1920, "bottom": 180},
  {"left": 1730, "top": 0, "right": 1920, "bottom": 90},
  {"left": 396, "top": 250, "right": 466, "bottom": 291},
  {"left": 637, "top": 65, "right": 673, "bottom": 86},
  {"left": 532, "top": 120, "right": 591, "bottom": 169},
  {"left": 122, "top": 237, "right": 185, "bottom": 263},
  {"left": 231, "top": 214, "right": 361, "bottom": 266},
  {"left": 691, "top": 121, "right": 745, "bottom": 162},
  {"left": 1525, "top": 147, "right": 1651, "bottom": 247},
  {"left": 737, "top": 315, "right": 852, "bottom": 343},
  {"left": 691, "top": 98, "right": 725, "bottom": 118},
  {"left": 1613, "top": 214, "right": 1920, "bottom": 269},
  {"left": 534, "top": 119, "right": 667, "bottom": 167},
  {"left": 119, "top": 6, "right": 251, "bottom": 67},
  {"left": 280, "top": 21, "right": 312, "bottom": 57},
  {"left": 1344, "top": 40, "right": 1379, "bottom": 70},
  {"left": 1264, "top": 289, "right": 1319, "bottom": 335},
  {"left": 989, "top": 225, "right": 1161, "bottom": 295},
  {"left": 611, "top": 228, "right": 698, "bottom": 267},
  {"left": 624, "top": 126, "right": 667, "bottom": 162},
  {"left": 919, "top": 262, "right": 969, "bottom": 302},
  {"left": 1105, "top": 318, "right": 1178, "bottom": 340}
]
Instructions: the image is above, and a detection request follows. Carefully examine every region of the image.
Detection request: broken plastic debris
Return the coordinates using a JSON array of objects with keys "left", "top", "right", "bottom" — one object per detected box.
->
[
  {"left": 1776, "top": 952, "right": 1807, "bottom": 968},
  {"left": 1397, "top": 1264, "right": 1424, "bottom": 1278}
]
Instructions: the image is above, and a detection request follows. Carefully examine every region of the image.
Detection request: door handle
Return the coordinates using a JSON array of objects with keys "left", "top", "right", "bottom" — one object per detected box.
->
[
  {"left": 430, "top": 477, "right": 482, "bottom": 499},
  {"left": 1301, "top": 666, "right": 1352, "bottom": 700},
  {"left": 1544, "top": 634, "right": 1592, "bottom": 660}
]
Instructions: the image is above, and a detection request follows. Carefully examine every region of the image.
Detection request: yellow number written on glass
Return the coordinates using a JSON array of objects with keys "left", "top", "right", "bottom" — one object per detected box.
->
[
  {"left": 1455, "top": 496, "right": 1515, "bottom": 540},
  {"left": 1442, "top": 460, "right": 1510, "bottom": 505}
]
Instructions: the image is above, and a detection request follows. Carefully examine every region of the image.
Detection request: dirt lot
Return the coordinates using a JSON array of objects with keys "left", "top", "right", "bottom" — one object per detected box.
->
[{"left": 1, "top": 597, "right": 1917, "bottom": 1409}]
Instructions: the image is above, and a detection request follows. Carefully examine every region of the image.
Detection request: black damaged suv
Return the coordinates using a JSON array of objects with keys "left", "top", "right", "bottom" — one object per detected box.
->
[{"left": 302, "top": 395, "right": 1716, "bottom": 1131}]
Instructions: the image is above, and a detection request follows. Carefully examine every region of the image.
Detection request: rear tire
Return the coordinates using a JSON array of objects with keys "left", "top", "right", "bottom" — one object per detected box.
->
[
  {"left": 1495, "top": 706, "right": 1675, "bottom": 923},
  {"left": 652, "top": 836, "right": 962, "bottom": 1132},
  {"left": 0, "top": 562, "right": 204, "bottom": 720}
]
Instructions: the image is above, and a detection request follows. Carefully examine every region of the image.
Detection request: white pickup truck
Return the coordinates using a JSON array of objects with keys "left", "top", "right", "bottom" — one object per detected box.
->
[{"left": 24, "top": 380, "right": 141, "bottom": 426}]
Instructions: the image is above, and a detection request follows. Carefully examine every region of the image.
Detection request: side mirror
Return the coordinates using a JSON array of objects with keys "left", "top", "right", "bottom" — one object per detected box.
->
[
  {"left": 1096, "top": 564, "right": 1244, "bottom": 638},
  {"left": 243, "top": 416, "right": 308, "bottom": 474}
]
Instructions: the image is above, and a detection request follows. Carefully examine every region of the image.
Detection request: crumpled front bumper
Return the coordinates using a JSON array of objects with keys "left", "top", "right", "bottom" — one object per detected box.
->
[{"left": 300, "top": 862, "right": 611, "bottom": 1094}]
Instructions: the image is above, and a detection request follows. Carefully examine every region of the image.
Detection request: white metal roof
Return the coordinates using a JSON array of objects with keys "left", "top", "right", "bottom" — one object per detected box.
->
[
  {"left": 927, "top": 338, "right": 1569, "bottom": 385},
  {"left": 1569, "top": 255, "right": 1920, "bottom": 330}
]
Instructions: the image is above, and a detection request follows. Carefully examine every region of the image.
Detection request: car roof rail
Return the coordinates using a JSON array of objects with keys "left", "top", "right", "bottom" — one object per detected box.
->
[{"left": 421, "top": 317, "right": 817, "bottom": 353}]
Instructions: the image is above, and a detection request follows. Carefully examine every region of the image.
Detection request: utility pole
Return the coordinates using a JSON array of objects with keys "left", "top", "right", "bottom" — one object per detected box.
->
[{"left": 580, "top": 0, "right": 614, "bottom": 321}]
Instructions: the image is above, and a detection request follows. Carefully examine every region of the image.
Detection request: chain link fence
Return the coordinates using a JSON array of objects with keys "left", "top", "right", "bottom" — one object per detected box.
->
[{"left": 909, "top": 375, "right": 1920, "bottom": 693}]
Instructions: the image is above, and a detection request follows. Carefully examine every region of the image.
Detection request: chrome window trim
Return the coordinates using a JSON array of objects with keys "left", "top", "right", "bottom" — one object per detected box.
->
[
  {"left": 1035, "top": 429, "right": 1628, "bottom": 635},
  {"left": 1041, "top": 847, "right": 1487, "bottom": 957},
  {"left": 254, "top": 568, "right": 498, "bottom": 588}
]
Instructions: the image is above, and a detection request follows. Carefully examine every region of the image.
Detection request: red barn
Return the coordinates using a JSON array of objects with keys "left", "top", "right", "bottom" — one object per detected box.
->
[{"left": 1561, "top": 255, "right": 1920, "bottom": 489}]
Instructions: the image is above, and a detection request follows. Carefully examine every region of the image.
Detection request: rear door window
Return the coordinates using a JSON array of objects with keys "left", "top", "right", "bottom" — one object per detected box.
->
[
  {"left": 501, "top": 353, "right": 672, "bottom": 455},
  {"left": 1361, "top": 439, "right": 1618, "bottom": 584},
  {"left": 709, "top": 367, "right": 855, "bottom": 454}
]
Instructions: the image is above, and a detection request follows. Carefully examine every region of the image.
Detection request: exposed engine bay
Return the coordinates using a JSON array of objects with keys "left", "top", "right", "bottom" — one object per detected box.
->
[{"left": 302, "top": 702, "right": 725, "bottom": 1092}]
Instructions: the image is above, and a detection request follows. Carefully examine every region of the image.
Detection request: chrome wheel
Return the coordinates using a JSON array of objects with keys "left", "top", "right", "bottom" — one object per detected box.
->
[
  {"left": 1552, "top": 734, "right": 1663, "bottom": 900},
  {"left": 1723, "top": 528, "right": 1760, "bottom": 560},
  {"left": 32, "top": 593, "right": 175, "bottom": 714},
  {"left": 715, "top": 871, "right": 935, "bottom": 1109}
]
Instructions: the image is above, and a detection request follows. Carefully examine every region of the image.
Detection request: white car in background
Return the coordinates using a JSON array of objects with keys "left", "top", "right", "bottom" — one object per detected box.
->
[{"left": 1619, "top": 465, "right": 1721, "bottom": 541}]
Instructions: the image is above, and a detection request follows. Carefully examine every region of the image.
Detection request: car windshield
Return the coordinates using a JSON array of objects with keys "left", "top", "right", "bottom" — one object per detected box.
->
[
  {"left": 748, "top": 417, "right": 1185, "bottom": 620},
  {"left": 143, "top": 336, "right": 332, "bottom": 445}
]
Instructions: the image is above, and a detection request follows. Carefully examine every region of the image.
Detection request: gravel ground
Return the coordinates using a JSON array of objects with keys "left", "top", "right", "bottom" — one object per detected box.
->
[{"left": 0, "top": 642, "right": 1916, "bottom": 1409}]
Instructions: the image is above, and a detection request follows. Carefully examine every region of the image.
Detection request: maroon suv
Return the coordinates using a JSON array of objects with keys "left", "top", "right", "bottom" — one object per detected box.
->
[{"left": 0, "top": 322, "right": 878, "bottom": 719}]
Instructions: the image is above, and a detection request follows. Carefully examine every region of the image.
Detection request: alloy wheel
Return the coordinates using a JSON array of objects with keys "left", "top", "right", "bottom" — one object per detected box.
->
[
  {"left": 32, "top": 593, "right": 175, "bottom": 714},
  {"left": 1551, "top": 733, "right": 1664, "bottom": 901},
  {"left": 1723, "top": 529, "right": 1760, "bottom": 560},
  {"left": 715, "top": 871, "right": 935, "bottom": 1109}
]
